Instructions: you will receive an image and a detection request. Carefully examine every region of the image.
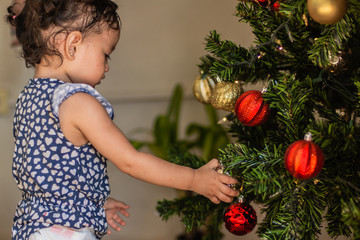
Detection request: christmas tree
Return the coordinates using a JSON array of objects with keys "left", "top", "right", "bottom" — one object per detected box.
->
[{"left": 156, "top": 0, "right": 360, "bottom": 239}]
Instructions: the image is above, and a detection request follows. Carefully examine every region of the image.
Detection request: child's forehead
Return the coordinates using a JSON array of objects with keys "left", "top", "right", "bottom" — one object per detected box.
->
[
  {"left": 84, "top": 28, "right": 120, "bottom": 46},
  {"left": 86, "top": 25, "right": 120, "bottom": 38}
]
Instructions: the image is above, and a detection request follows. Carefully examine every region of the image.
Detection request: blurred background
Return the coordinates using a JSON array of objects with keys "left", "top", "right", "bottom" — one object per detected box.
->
[{"left": 0, "top": 0, "right": 341, "bottom": 239}]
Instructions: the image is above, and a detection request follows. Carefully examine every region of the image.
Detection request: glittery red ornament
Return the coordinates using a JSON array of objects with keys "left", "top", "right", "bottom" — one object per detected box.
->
[
  {"left": 223, "top": 202, "right": 257, "bottom": 235},
  {"left": 235, "top": 90, "right": 270, "bottom": 126},
  {"left": 252, "top": 0, "right": 275, "bottom": 7},
  {"left": 284, "top": 133, "right": 324, "bottom": 180}
]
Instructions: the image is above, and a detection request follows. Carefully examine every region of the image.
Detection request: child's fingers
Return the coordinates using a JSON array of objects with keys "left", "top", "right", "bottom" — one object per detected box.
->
[
  {"left": 219, "top": 173, "right": 238, "bottom": 185},
  {"left": 209, "top": 187, "right": 237, "bottom": 204},
  {"left": 105, "top": 197, "right": 130, "bottom": 210},
  {"left": 221, "top": 183, "right": 239, "bottom": 197},
  {"left": 215, "top": 191, "right": 236, "bottom": 203},
  {"left": 208, "top": 183, "right": 239, "bottom": 204},
  {"left": 208, "top": 195, "right": 221, "bottom": 204},
  {"left": 107, "top": 214, "right": 125, "bottom": 232},
  {"left": 117, "top": 207, "right": 130, "bottom": 217},
  {"left": 113, "top": 215, "right": 126, "bottom": 227},
  {"left": 115, "top": 202, "right": 130, "bottom": 209},
  {"left": 207, "top": 158, "right": 219, "bottom": 169},
  {"left": 107, "top": 219, "right": 121, "bottom": 232}
]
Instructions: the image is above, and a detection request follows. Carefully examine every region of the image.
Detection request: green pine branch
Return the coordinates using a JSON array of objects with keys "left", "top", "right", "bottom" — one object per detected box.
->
[{"left": 155, "top": 0, "right": 360, "bottom": 239}]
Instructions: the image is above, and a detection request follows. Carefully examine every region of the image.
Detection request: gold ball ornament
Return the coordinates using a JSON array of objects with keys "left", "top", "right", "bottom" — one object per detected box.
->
[
  {"left": 193, "top": 75, "right": 216, "bottom": 104},
  {"left": 210, "top": 81, "right": 244, "bottom": 112},
  {"left": 307, "top": 0, "right": 348, "bottom": 25}
]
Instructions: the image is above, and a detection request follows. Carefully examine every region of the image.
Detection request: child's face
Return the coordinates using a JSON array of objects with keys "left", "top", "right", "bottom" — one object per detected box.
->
[{"left": 70, "top": 27, "right": 120, "bottom": 87}]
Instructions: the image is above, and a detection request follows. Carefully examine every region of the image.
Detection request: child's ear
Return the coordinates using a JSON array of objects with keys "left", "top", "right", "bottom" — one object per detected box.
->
[{"left": 65, "top": 31, "right": 83, "bottom": 59}]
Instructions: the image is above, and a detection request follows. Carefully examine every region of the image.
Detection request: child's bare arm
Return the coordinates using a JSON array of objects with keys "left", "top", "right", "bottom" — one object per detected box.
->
[{"left": 59, "top": 93, "right": 238, "bottom": 203}]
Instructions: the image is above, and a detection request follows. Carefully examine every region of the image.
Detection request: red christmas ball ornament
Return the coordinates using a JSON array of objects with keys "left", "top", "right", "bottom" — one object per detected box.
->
[
  {"left": 223, "top": 202, "right": 257, "bottom": 235},
  {"left": 284, "top": 133, "right": 324, "bottom": 180},
  {"left": 235, "top": 90, "right": 270, "bottom": 126}
]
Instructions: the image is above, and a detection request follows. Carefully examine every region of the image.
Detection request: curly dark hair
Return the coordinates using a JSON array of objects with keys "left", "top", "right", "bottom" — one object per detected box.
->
[{"left": 6, "top": 0, "right": 121, "bottom": 68}]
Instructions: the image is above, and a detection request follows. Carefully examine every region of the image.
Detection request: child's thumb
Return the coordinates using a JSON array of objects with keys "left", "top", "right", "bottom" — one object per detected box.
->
[{"left": 207, "top": 159, "right": 219, "bottom": 169}]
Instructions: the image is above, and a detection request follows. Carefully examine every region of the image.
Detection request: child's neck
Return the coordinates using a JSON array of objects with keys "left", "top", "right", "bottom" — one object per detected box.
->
[{"left": 34, "top": 60, "right": 71, "bottom": 83}]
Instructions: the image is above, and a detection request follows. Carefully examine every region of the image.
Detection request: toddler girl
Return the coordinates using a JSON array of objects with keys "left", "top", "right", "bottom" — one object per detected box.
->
[{"left": 6, "top": 0, "right": 239, "bottom": 239}]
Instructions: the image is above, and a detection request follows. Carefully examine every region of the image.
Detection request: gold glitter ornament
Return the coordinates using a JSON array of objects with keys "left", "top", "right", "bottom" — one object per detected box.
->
[
  {"left": 193, "top": 74, "right": 216, "bottom": 104},
  {"left": 307, "top": 0, "right": 348, "bottom": 25},
  {"left": 210, "top": 81, "right": 244, "bottom": 112}
]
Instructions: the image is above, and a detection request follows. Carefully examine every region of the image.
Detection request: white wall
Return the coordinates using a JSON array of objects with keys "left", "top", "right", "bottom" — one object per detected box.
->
[{"left": 0, "top": 0, "right": 345, "bottom": 239}]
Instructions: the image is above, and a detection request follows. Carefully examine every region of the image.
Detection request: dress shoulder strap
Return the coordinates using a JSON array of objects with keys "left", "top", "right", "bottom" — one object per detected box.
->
[{"left": 51, "top": 83, "right": 114, "bottom": 119}]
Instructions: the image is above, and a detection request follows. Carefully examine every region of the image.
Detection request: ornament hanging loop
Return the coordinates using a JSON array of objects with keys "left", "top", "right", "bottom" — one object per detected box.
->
[
  {"left": 261, "top": 86, "right": 268, "bottom": 93},
  {"left": 304, "top": 132, "right": 313, "bottom": 141},
  {"left": 238, "top": 195, "right": 245, "bottom": 203}
]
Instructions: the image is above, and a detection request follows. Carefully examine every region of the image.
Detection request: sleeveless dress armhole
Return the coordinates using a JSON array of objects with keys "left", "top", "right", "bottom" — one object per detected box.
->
[{"left": 51, "top": 83, "right": 114, "bottom": 119}]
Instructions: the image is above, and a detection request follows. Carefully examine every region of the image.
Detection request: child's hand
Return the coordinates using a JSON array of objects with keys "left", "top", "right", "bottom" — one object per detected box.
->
[
  {"left": 104, "top": 197, "right": 130, "bottom": 234},
  {"left": 191, "top": 159, "right": 239, "bottom": 204}
]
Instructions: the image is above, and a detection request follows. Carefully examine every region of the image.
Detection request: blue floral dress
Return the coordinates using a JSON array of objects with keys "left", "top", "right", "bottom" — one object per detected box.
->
[{"left": 12, "top": 78, "right": 114, "bottom": 240}]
